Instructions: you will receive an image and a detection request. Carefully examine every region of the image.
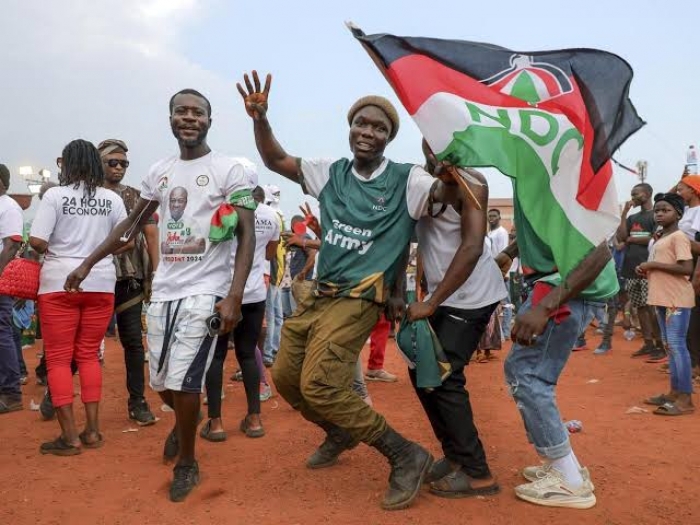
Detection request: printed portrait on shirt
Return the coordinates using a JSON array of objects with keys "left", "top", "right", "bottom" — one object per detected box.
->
[{"left": 161, "top": 186, "right": 206, "bottom": 255}]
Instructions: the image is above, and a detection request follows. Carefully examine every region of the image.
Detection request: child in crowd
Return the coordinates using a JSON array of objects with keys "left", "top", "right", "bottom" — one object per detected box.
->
[{"left": 640, "top": 193, "right": 695, "bottom": 416}]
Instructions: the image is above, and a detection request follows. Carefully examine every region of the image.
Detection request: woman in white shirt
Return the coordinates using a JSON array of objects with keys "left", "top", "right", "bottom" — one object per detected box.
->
[{"left": 30, "top": 140, "right": 127, "bottom": 456}]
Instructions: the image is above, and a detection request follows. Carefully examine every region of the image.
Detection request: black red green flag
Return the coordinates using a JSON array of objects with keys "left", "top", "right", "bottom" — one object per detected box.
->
[{"left": 350, "top": 24, "right": 645, "bottom": 298}]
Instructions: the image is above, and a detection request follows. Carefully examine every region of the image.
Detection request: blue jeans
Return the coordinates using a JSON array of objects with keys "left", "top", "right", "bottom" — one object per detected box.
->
[
  {"left": 0, "top": 295, "right": 21, "bottom": 398},
  {"left": 504, "top": 293, "right": 601, "bottom": 460},
  {"left": 655, "top": 306, "right": 692, "bottom": 394},
  {"left": 263, "top": 285, "right": 283, "bottom": 362},
  {"left": 281, "top": 287, "right": 294, "bottom": 318},
  {"left": 12, "top": 324, "right": 26, "bottom": 376},
  {"left": 593, "top": 304, "right": 606, "bottom": 327},
  {"left": 501, "top": 305, "right": 513, "bottom": 339}
]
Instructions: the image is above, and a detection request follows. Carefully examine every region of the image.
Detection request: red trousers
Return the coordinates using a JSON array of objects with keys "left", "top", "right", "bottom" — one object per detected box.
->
[
  {"left": 368, "top": 314, "right": 391, "bottom": 370},
  {"left": 39, "top": 292, "right": 113, "bottom": 407}
]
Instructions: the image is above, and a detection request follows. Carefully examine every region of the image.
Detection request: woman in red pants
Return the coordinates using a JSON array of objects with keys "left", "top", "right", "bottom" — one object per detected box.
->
[{"left": 30, "top": 139, "right": 128, "bottom": 456}]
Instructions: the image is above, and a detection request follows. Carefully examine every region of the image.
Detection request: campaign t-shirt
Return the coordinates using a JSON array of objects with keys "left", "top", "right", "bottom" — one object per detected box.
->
[
  {"left": 300, "top": 157, "right": 434, "bottom": 303},
  {"left": 417, "top": 206, "right": 507, "bottom": 309},
  {"left": 0, "top": 194, "right": 23, "bottom": 253},
  {"left": 30, "top": 184, "right": 128, "bottom": 294},
  {"left": 231, "top": 202, "right": 279, "bottom": 304},
  {"left": 621, "top": 209, "right": 656, "bottom": 279},
  {"left": 141, "top": 151, "right": 252, "bottom": 302}
]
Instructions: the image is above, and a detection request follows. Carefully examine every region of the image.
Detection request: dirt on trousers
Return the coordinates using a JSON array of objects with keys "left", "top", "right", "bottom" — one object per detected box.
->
[{"left": 1, "top": 328, "right": 699, "bottom": 525}]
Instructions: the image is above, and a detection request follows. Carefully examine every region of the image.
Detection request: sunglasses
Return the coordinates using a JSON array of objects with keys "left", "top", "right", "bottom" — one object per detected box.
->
[{"left": 105, "top": 159, "right": 130, "bottom": 169}]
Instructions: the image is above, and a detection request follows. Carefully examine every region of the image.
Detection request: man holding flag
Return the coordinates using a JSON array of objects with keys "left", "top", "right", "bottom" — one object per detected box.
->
[{"left": 350, "top": 25, "right": 644, "bottom": 509}]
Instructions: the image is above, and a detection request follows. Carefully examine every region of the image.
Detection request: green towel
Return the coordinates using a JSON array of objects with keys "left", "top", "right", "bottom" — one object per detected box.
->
[{"left": 396, "top": 291, "right": 452, "bottom": 391}]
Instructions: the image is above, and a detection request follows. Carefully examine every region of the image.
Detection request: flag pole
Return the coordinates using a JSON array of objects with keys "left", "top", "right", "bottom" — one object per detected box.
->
[{"left": 446, "top": 167, "right": 483, "bottom": 210}]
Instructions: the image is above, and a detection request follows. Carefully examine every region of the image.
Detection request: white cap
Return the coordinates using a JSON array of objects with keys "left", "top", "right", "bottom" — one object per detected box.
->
[
  {"left": 232, "top": 157, "right": 258, "bottom": 188},
  {"left": 263, "top": 183, "right": 281, "bottom": 204}
]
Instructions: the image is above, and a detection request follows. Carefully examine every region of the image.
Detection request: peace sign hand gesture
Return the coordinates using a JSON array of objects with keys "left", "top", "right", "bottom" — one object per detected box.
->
[
  {"left": 237, "top": 70, "right": 272, "bottom": 120},
  {"left": 299, "top": 202, "right": 321, "bottom": 238}
]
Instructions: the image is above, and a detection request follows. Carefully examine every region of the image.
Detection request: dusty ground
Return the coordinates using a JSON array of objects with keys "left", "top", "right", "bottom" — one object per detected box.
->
[{"left": 2, "top": 328, "right": 699, "bottom": 525}]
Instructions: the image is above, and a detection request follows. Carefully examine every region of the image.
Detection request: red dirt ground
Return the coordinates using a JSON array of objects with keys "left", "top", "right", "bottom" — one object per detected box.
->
[{"left": 2, "top": 328, "right": 699, "bottom": 525}]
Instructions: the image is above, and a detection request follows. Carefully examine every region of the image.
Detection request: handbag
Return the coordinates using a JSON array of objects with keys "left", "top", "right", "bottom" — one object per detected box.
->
[{"left": 0, "top": 243, "right": 41, "bottom": 300}]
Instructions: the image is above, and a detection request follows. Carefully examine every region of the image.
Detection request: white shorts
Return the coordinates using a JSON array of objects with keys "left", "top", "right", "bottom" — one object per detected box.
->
[{"left": 146, "top": 294, "right": 219, "bottom": 393}]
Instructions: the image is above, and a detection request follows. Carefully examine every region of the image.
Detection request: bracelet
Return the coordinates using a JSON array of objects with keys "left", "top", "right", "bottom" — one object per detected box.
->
[{"left": 302, "top": 239, "right": 307, "bottom": 250}]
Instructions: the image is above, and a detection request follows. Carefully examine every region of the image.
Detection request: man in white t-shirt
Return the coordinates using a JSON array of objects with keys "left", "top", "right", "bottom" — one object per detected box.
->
[
  {"left": 0, "top": 164, "right": 25, "bottom": 414},
  {"left": 406, "top": 142, "right": 506, "bottom": 497},
  {"left": 65, "top": 89, "right": 256, "bottom": 502},
  {"left": 487, "top": 209, "right": 509, "bottom": 258}
]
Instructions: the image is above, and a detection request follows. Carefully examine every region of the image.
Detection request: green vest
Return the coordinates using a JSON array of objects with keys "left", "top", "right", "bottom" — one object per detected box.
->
[{"left": 316, "top": 159, "right": 416, "bottom": 303}]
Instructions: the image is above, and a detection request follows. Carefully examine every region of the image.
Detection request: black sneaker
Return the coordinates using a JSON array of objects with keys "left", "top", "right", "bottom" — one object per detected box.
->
[
  {"left": 163, "top": 426, "right": 179, "bottom": 462},
  {"left": 163, "top": 412, "right": 203, "bottom": 463},
  {"left": 631, "top": 342, "right": 654, "bottom": 358},
  {"left": 40, "top": 389, "right": 55, "bottom": 421},
  {"left": 169, "top": 462, "right": 200, "bottom": 502},
  {"left": 129, "top": 399, "right": 156, "bottom": 426}
]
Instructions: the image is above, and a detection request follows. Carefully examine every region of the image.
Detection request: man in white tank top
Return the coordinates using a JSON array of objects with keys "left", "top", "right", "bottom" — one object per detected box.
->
[{"left": 406, "top": 142, "right": 507, "bottom": 498}]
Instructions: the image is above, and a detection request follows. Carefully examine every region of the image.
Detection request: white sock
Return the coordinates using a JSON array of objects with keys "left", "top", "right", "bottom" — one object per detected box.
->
[
  {"left": 570, "top": 450, "right": 582, "bottom": 470},
  {"left": 551, "top": 452, "right": 584, "bottom": 488}
]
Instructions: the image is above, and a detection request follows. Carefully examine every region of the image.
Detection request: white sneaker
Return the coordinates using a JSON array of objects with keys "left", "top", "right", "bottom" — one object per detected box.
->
[
  {"left": 515, "top": 468, "right": 596, "bottom": 509},
  {"left": 364, "top": 369, "right": 398, "bottom": 382},
  {"left": 260, "top": 383, "right": 272, "bottom": 402},
  {"left": 522, "top": 464, "right": 595, "bottom": 491}
]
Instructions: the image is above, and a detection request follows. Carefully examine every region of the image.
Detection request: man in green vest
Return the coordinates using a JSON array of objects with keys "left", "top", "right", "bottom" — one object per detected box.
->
[{"left": 237, "top": 71, "right": 466, "bottom": 511}]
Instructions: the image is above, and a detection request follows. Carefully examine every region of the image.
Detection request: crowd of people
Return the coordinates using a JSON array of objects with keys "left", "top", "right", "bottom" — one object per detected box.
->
[{"left": 0, "top": 70, "right": 697, "bottom": 511}]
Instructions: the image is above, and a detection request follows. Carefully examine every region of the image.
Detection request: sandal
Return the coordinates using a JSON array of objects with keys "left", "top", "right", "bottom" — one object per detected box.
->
[
  {"left": 79, "top": 431, "right": 105, "bottom": 449},
  {"left": 239, "top": 415, "right": 265, "bottom": 438},
  {"left": 429, "top": 468, "right": 500, "bottom": 498},
  {"left": 653, "top": 402, "right": 695, "bottom": 416},
  {"left": 40, "top": 436, "right": 82, "bottom": 456},
  {"left": 644, "top": 394, "right": 673, "bottom": 406},
  {"left": 199, "top": 419, "right": 227, "bottom": 442}
]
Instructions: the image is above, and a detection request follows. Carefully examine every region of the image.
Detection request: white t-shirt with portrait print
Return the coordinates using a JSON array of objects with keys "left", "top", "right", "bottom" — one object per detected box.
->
[
  {"left": 141, "top": 151, "right": 253, "bottom": 302},
  {"left": 231, "top": 202, "right": 280, "bottom": 304},
  {"left": 30, "top": 184, "right": 128, "bottom": 295}
]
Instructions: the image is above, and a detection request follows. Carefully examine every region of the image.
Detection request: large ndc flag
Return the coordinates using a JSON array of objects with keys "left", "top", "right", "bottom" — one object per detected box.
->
[{"left": 350, "top": 25, "right": 645, "bottom": 299}]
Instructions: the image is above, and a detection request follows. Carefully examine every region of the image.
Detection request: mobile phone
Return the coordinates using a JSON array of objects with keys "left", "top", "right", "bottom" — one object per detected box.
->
[{"left": 205, "top": 312, "right": 221, "bottom": 337}]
